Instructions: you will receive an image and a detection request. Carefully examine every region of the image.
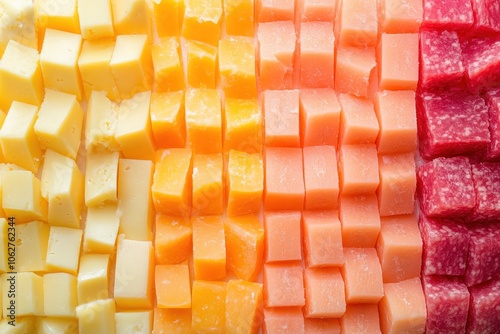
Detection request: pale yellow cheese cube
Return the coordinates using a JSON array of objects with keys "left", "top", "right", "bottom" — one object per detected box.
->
[
  {"left": 2, "top": 170, "right": 47, "bottom": 223},
  {"left": 0, "top": 0, "right": 37, "bottom": 56},
  {"left": 0, "top": 218, "right": 7, "bottom": 272},
  {"left": 43, "top": 273, "right": 78, "bottom": 317},
  {"left": 0, "top": 110, "right": 7, "bottom": 162},
  {"left": 115, "top": 311, "right": 153, "bottom": 334},
  {"left": 84, "top": 150, "right": 119, "bottom": 206},
  {"left": 85, "top": 91, "right": 120, "bottom": 151},
  {"left": 0, "top": 40, "right": 44, "bottom": 111},
  {"left": 0, "top": 164, "right": 24, "bottom": 218},
  {"left": 0, "top": 317, "right": 35, "bottom": 333},
  {"left": 35, "top": 317, "right": 79, "bottom": 334},
  {"left": 110, "top": 34, "right": 153, "bottom": 100},
  {"left": 76, "top": 299, "right": 116, "bottom": 334},
  {"left": 111, "top": 0, "right": 151, "bottom": 35},
  {"left": 16, "top": 220, "right": 50, "bottom": 272},
  {"left": 46, "top": 226, "right": 82, "bottom": 274},
  {"left": 77, "top": 254, "right": 110, "bottom": 304},
  {"left": 152, "top": 37, "right": 185, "bottom": 92},
  {"left": 40, "top": 29, "right": 82, "bottom": 100},
  {"left": 77, "top": 0, "right": 114, "bottom": 40},
  {"left": 2, "top": 272, "right": 43, "bottom": 316},
  {"left": 117, "top": 159, "right": 154, "bottom": 241},
  {"left": 0, "top": 101, "right": 42, "bottom": 172},
  {"left": 114, "top": 236, "right": 154, "bottom": 309},
  {"left": 182, "top": 0, "right": 222, "bottom": 45},
  {"left": 34, "top": 89, "right": 83, "bottom": 159},
  {"left": 83, "top": 204, "right": 119, "bottom": 253},
  {"left": 35, "top": 0, "right": 80, "bottom": 34}
]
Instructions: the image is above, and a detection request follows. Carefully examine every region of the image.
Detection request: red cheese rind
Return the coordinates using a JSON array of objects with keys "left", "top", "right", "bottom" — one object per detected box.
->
[
  {"left": 466, "top": 278, "right": 500, "bottom": 334},
  {"left": 421, "top": 0, "right": 474, "bottom": 31},
  {"left": 470, "top": 162, "right": 500, "bottom": 222},
  {"left": 465, "top": 223, "right": 500, "bottom": 287}
]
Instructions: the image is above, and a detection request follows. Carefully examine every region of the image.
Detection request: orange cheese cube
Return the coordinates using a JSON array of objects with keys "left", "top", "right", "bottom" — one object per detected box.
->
[
  {"left": 264, "top": 211, "right": 302, "bottom": 263},
  {"left": 191, "top": 281, "right": 227, "bottom": 332},
  {"left": 152, "top": 148, "right": 192, "bottom": 216},
  {"left": 258, "top": 21, "right": 297, "bottom": 90},
  {"left": 224, "top": 0, "right": 254, "bottom": 36},
  {"left": 186, "top": 40, "right": 217, "bottom": 89},
  {"left": 258, "top": 0, "right": 294, "bottom": 21},
  {"left": 300, "top": 0, "right": 336, "bottom": 22},
  {"left": 152, "top": 37, "right": 185, "bottom": 92},
  {"left": 154, "top": 214, "right": 192, "bottom": 264},
  {"left": 225, "top": 280, "right": 263, "bottom": 334},
  {"left": 336, "top": 0, "right": 378, "bottom": 47},
  {"left": 378, "top": 33, "right": 419, "bottom": 90},
  {"left": 219, "top": 37, "right": 257, "bottom": 98},
  {"left": 264, "top": 147, "right": 305, "bottom": 211},
  {"left": 341, "top": 304, "right": 381, "bottom": 334},
  {"left": 224, "top": 98, "right": 262, "bottom": 153},
  {"left": 153, "top": 0, "right": 185, "bottom": 37},
  {"left": 341, "top": 248, "right": 384, "bottom": 303},
  {"left": 305, "top": 318, "right": 341, "bottom": 333},
  {"left": 300, "top": 88, "right": 341, "bottom": 147},
  {"left": 264, "top": 264, "right": 305, "bottom": 307},
  {"left": 379, "top": 278, "right": 427, "bottom": 334},
  {"left": 302, "top": 211, "right": 344, "bottom": 268},
  {"left": 192, "top": 153, "right": 223, "bottom": 216},
  {"left": 380, "top": 0, "right": 423, "bottom": 33},
  {"left": 225, "top": 215, "right": 264, "bottom": 281},
  {"left": 264, "top": 308, "right": 305, "bottom": 333},
  {"left": 185, "top": 88, "right": 222, "bottom": 153},
  {"left": 155, "top": 264, "right": 191, "bottom": 308},
  {"left": 300, "top": 22, "right": 335, "bottom": 88},
  {"left": 376, "top": 215, "right": 422, "bottom": 283},
  {"left": 339, "top": 194, "right": 381, "bottom": 247},
  {"left": 338, "top": 94, "right": 379, "bottom": 145},
  {"left": 304, "top": 268, "right": 346, "bottom": 318},
  {"left": 153, "top": 308, "right": 191, "bottom": 333},
  {"left": 374, "top": 90, "right": 417, "bottom": 154},
  {"left": 264, "top": 89, "right": 300, "bottom": 147},
  {"left": 378, "top": 153, "right": 416, "bottom": 216},
  {"left": 192, "top": 216, "right": 226, "bottom": 280},
  {"left": 226, "top": 150, "right": 263, "bottom": 216},
  {"left": 182, "top": 0, "right": 222, "bottom": 45},
  {"left": 111, "top": 0, "right": 150, "bottom": 35},
  {"left": 338, "top": 144, "right": 379, "bottom": 195},
  {"left": 150, "top": 91, "right": 186, "bottom": 148},
  {"left": 335, "top": 45, "right": 377, "bottom": 98},
  {"left": 303, "top": 146, "right": 339, "bottom": 210}
]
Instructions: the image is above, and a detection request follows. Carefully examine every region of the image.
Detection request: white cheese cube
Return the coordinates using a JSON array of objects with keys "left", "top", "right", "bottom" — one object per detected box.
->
[
  {"left": 83, "top": 204, "right": 119, "bottom": 253},
  {"left": 46, "top": 226, "right": 82, "bottom": 274},
  {"left": 43, "top": 273, "right": 78, "bottom": 317},
  {"left": 77, "top": 0, "right": 114, "bottom": 40},
  {"left": 84, "top": 150, "right": 119, "bottom": 206},
  {"left": 16, "top": 220, "right": 50, "bottom": 272},
  {"left": 77, "top": 254, "right": 110, "bottom": 305}
]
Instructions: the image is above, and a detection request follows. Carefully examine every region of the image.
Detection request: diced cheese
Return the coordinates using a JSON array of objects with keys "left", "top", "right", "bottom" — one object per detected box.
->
[
  {"left": 191, "top": 280, "right": 227, "bottom": 332},
  {"left": 83, "top": 204, "right": 119, "bottom": 253},
  {"left": 224, "top": 0, "right": 254, "bottom": 36},
  {"left": 258, "top": 0, "right": 295, "bottom": 22},
  {"left": 84, "top": 150, "right": 119, "bottom": 206},
  {"left": 153, "top": 308, "right": 192, "bottom": 333},
  {"left": 115, "top": 311, "right": 153, "bottom": 334},
  {"left": 0, "top": 164, "right": 24, "bottom": 218},
  {"left": 335, "top": 46, "right": 377, "bottom": 98},
  {"left": 155, "top": 264, "right": 191, "bottom": 308},
  {"left": 150, "top": 91, "right": 186, "bottom": 148},
  {"left": 152, "top": 37, "right": 184, "bottom": 92},
  {"left": 182, "top": 0, "right": 222, "bottom": 45},
  {"left": 111, "top": 0, "right": 150, "bottom": 35},
  {"left": 192, "top": 153, "right": 223, "bottom": 215},
  {"left": 46, "top": 226, "right": 82, "bottom": 274},
  {"left": 265, "top": 211, "right": 302, "bottom": 263},
  {"left": 263, "top": 89, "right": 300, "bottom": 147},
  {"left": 85, "top": 91, "right": 120, "bottom": 151},
  {"left": 338, "top": 144, "right": 379, "bottom": 195},
  {"left": 192, "top": 216, "right": 226, "bottom": 280},
  {"left": 153, "top": 0, "right": 185, "bottom": 37},
  {"left": 43, "top": 272, "right": 78, "bottom": 317},
  {"left": 76, "top": 299, "right": 116, "bottom": 334},
  {"left": 154, "top": 214, "right": 192, "bottom": 264},
  {"left": 340, "top": 304, "right": 381, "bottom": 333},
  {"left": 338, "top": 94, "right": 379, "bottom": 145},
  {"left": 77, "top": 254, "right": 110, "bottom": 304},
  {"left": 336, "top": 0, "right": 378, "bottom": 47},
  {"left": 263, "top": 308, "right": 305, "bottom": 333},
  {"left": 186, "top": 40, "right": 217, "bottom": 88},
  {"left": 34, "top": 0, "right": 80, "bottom": 34},
  {"left": 339, "top": 194, "right": 381, "bottom": 247},
  {"left": 0, "top": 0, "right": 37, "bottom": 56},
  {"left": 304, "top": 268, "right": 346, "bottom": 318},
  {"left": 225, "top": 280, "right": 263, "bottom": 334},
  {"left": 224, "top": 98, "right": 262, "bottom": 153},
  {"left": 1, "top": 272, "right": 43, "bottom": 317},
  {"left": 35, "top": 317, "right": 79, "bottom": 334},
  {"left": 264, "top": 264, "right": 305, "bottom": 307},
  {"left": 15, "top": 221, "right": 49, "bottom": 272},
  {"left": 77, "top": 0, "right": 114, "bottom": 40}
]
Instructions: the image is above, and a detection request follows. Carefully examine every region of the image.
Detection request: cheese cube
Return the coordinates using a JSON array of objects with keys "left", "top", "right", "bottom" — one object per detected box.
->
[
  {"left": 263, "top": 89, "right": 300, "bottom": 147},
  {"left": 110, "top": 34, "right": 153, "bottom": 100},
  {"left": 224, "top": 98, "right": 262, "bottom": 153},
  {"left": 192, "top": 216, "right": 226, "bottom": 280},
  {"left": 185, "top": 88, "right": 222, "bottom": 153},
  {"left": 78, "top": 39, "right": 119, "bottom": 101},
  {"left": 300, "top": 0, "right": 336, "bottom": 21},
  {"left": 15, "top": 221, "right": 49, "bottom": 272},
  {"left": 46, "top": 226, "right": 83, "bottom": 274},
  {"left": 0, "top": 101, "right": 42, "bottom": 172},
  {"left": 338, "top": 94, "right": 379, "bottom": 145},
  {"left": 182, "top": 0, "right": 222, "bottom": 45},
  {"left": 40, "top": 29, "right": 83, "bottom": 100},
  {"left": 41, "top": 149, "right": 84, "bottom": 228},
  {"left": 152, "top": 37, "right": 185, "bottom": 92},
  {"left": 153, "top": 0, "right": 184, "bottom": 37},
  {"left": 153, "top": 308, "right": 192, "bottom": 333},
  {"left": 83, "top": 204, "right": 119, "bottom": 254},
  {"left": 34, "top": 0, "right": 80, "bottom": 34},
  {"left": 114, "top": 236, "right": 155, "bottom": 309},
  {"left": 192, "top": 153, "right": 223, "bottom": 216},
  {"left": 155, "top": 214, "right": 192, "bottom": 264},
  {"left": 115, "top": 91, "right": 156, "bottom": 160},
  {"left": 335, "top": 46, "right": 377, "bottom": 97},
  {"left": 85, "top": 91, "right": 119, "bottom": 151},
  {"left": 258, "top": 0, "right": 295, "bottom": 21},
  {"left": 111, "top": 0, "right": 150, "bottom": 35},
  {"left": 380, "top": 0, "right": 423, "bottom": 33},
  {"left": 338, "top": 144, "right": 379, "bottom": 195},
  {"left": 115, "top": 311, "right": 153, "bottom": 334},
  {"left": 186, "top": 40, "right": 217, "bottom": 89},
  {"left": 225, "top": 280, "right": 263, "bottom": 333},
  {"left": 34, "top": 89, "right": 83, "bottom": 159},
  {"left": 339, "top": 194, "right": 381, "bottom": 247},
  {"left": 219, "top": 37, "right": 257, "bottom": 98},
  {"left": 304, "top": 268, "right": 346, "bottom": 318},
  {"left": 2, "top": 170, "right": 47, "bottom": 223},
  {"left": 0, "top": 40, "right": 43, "bottom": 111},
  {"left": 0, "top": 164, "right": 24, "bottom": 218},
  {"left": 264, "top": 264, "right": 305, "bottom": 307},
  {"left": 118, "top": 159, "right": 154, "bottom": 241},
  {"left": 77, "top": 254, "right": 110, "bottom": 304},
  {"left": 341, "top": 304, "right": 381, "bottom": 333},
  {"left": 192, "top": 281, "right": 227, "bottom": 332},
  {"left": 264, "top": 308, "right": 305, "bottom": 333},
  {"left": 336, "top": 0, "right": 378, "bottom": 47},
  {"left": 77, "top": 0, "right": 114, "bottom": 40},
  {"left": 224, "top": 0, "right": 254, "bottom": 36},
  {"left": 76, "top": 299, "right": 116, "bottom": 334},
  {"left": 0, "top": 0, "right": 38, "bottom": 56},
  {"left": 0, "top": 219, "right": 7, "bottom": 272},
  {"left": 43, "top": 273, "right": 78, "bottom": 317},
  {"left": 155, "top": 264, "right": 191, "bottom": 308},
  {"left": 265, "top": 211, "right": 302, "bottom": 263},
  {"left": 2, "top": 272, "right": 43, "bottom": 316},
  {"left": 84, "top": 150, "right": 119, "bottom": 206},
  {"left": 150, "top": 91, "right": 186, "bottom": 148},
  {"left": 35, "top": 317, "right": 79, "bottom": 334}
]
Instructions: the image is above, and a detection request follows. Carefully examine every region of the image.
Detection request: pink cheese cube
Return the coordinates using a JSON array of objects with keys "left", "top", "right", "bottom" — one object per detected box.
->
[
  {"left": 374, "top": 90, "right": 417, "bottom": 154},
  {"left": 304, "top": 318, "right": 340, "bottom": 333},
  {"left": 264, "top": 307, "right": 305, "bottom": 334},
  {"left": 341, "top": 304, "right": 381, "bottom": 334},
  {"left": 376, "top": 215, "right": 422, "bottom": 283},
  {"left": 419, "top": 215, "right": 469, "bottom": 276},
  {"left": 471, "top": 0, "right": 500, "bottom": 35},
  {"left": 258, "top": 0, "right": 295, "bottom": 22},
  {"left": 303, "top": 146, "right": 339, "bottom": 210},
  {"left": 263, "top": 90, "right": 300, "bottom": 147},
  {"left": 264, "top": 211, "right": 302, "bottom": 263},
  {"left": 339, "top": 194, "right": 381, "bottom": 248},
  {"left": 486, "top": 91, "right": 500, "bottom": 160},
  {"left": 335, "top": 0, "right": 378, "bottom": 47},
  {"left": 422, "top": 0, "right": 474, "bottom": 31},
  {"left": 470, "top": 162, "right": 500, "bottom": 221},
  {"left": 300, "top": 22, "right": 334, "bottom": 88},
  {"left": 379, "top": 0, "right": 423, "bottom": 33},
  {"left": 461, "top": 37, "right": 500, "bottom": 93},
  {"left": 341, "top": 248, "right": 384, "bottom": 303},
  {"left": 299, "top": 88, "right": 341, "bottom": 147},
  {"left": 258, "top": 21, "right": 297, "bottom": 90},
  {"left": 379, "top": 278, "right": 427, "bottom": 334},
  {"left": 304, "top": 268, "right": 346, "bottom": 318},
  {"left": 338, "top": 94, "right": 379, "bottom": 146},
  {"left": 302, "top": 211, "right": 344, "bottom": 268},
  {"left": 338, "top": 144, "right": 379, "bottom": 196},
  {"left": 264, "top": 264, "right": 305, "bottom": 307},
  {"left": 335, "top": 46, "right": 377, "bottom": 98},
  {"left": 378, "top": 33, "right": 419, "bottom": 91},
  {"left": 423, "top": 275, "right": 469, "bottom": 334},
  {"left": 467, "top": 278, "right": 500, "bottom": 334},
  {"left": 300, "top": 0, "right": 336, "bottom": 22},
  {"left": 465, "top": 223, "right": 500, "bottom": 287}
]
